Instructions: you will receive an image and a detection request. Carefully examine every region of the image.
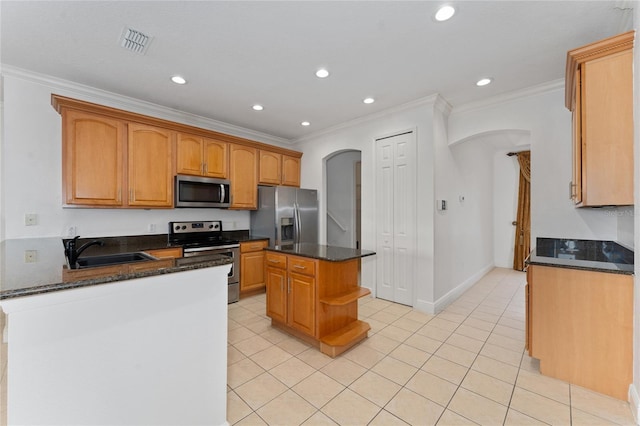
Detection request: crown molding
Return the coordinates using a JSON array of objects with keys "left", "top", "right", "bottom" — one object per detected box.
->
[
  {"left": 1, "top": 65, "right": 290, "bottom": 146},
  {"left": 452, "top": 79, "right": 565, "bottom": 115},
  {"left": 292, "top": 94, "right": 442, "bottom": 144}
]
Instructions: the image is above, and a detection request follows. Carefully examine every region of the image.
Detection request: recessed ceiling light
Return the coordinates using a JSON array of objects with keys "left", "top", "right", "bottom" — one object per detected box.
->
[
  {"left": 435, "top": 5, "right": 456, "bottom": 21},
  {"left": 363, "top": 97, "right": 375, "bottom": 104},
  {"left": 476, "top": 78, "right": 492, "bottom": 87},
  {"left": 252, "top": 104, "right": 264, "bottom": 111},
  {"left": 316, "top": 69, "right": 330, "bottom": 78},
  {"left": 301, "top": 121, "right": 311, "bottom": 126},
  {"left": 171, "top": 75, "right": 187, "bottom": 85}
]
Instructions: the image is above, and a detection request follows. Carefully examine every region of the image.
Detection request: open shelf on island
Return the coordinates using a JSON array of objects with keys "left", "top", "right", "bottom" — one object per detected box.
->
[
  {"left": 319, "top": 287, "right": 371, "bottom": 306},
  {"left": 320, "top": 320, "right": 371, "bottom": 357}
]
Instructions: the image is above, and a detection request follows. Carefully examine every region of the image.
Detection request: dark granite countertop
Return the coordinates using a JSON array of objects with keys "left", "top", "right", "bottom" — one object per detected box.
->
[
  {"left": 0, "top": 237, "right": 233, "bottom": 300},
  {"left": 265, "top": 243, "right": 375, "bottom": 262},
  {"left": 526, "top": 237, "right": 634, "bottom": 275}
]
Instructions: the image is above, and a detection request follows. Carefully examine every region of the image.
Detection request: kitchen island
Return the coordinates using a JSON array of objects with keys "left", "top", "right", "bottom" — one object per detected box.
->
[
  {"left": 0, "top": 237, "right": 232, "bottom": 426},
  {"left": 264, "top": 243, "right": 375, "bottom": 357},
  {"left": 525, "top": 237, "right": 633, "bottom": 400}
]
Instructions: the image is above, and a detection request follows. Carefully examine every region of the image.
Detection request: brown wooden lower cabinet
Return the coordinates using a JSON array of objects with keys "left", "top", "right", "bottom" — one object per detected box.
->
[
  {"left": 62, "top": 258, "right": 174, "bottom": 282},
  {"left": 526, "top": 264, "right": 632, "bottom": 400},
  {"left": 265, "top": 251, "right": 371, "bottom": 357},
  {"left": 240, "top": 240, "right": 268, "bottom": 295}
]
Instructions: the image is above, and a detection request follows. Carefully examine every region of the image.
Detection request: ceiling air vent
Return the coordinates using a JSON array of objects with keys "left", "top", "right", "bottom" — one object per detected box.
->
[{"left": 119, "top": 27, "right": 152, "bottom": 55}]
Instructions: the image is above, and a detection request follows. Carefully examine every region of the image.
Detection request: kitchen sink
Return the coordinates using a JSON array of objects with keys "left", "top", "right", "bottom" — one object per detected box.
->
[{"left": 75, "top": 252, "right": 156, "bottom": 269}]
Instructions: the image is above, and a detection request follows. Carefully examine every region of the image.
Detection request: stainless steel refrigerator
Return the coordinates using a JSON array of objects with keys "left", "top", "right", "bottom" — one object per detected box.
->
[{"left": 250, "top": 186, "right": 318, "bottom": 246}]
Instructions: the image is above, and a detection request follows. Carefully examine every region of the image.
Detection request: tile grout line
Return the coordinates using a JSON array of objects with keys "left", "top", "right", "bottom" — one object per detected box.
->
[{"left": 228, "top": 271, "right": 540, "bottom": 425}]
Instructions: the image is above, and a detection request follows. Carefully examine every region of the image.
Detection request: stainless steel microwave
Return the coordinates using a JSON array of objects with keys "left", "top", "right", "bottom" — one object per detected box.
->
[{"left": 174, "top": 175, "right": 231, "bottom": 208}]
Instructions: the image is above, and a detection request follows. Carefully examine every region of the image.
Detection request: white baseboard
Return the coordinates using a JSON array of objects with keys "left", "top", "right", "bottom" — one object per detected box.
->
[
  {"left": 410, "top": 264, "right": 494, "bottom": 316},
  {"left": 629, "top": 384, "right": 640, "bottom": 425},
  {"left": 414, "top": 298, "right": 436, "bottom": 315},
  {"left": 433, "top": 263, "right": 494, "bottom": 313}
]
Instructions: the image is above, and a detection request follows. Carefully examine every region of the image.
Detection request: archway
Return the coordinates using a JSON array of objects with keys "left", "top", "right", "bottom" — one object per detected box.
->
[{"left": 325, "top": 150, "right": 361, "bottom": 249}]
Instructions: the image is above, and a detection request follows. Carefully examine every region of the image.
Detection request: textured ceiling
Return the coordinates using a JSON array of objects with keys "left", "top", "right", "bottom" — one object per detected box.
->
[{"left": 0, "top": 1, "right": 633, "bottom": 142}]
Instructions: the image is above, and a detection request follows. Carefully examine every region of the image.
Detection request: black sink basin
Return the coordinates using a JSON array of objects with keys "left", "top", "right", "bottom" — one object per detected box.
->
[{"left": 75, "top": 252, "right": 156, "bottom": 269}]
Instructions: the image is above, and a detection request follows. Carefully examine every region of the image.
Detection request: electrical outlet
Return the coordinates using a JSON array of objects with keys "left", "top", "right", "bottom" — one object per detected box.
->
[
  {"left": 67, "top": 226, "right": 77, "bottom": 237},
  {"left": 24, "top": 250, "right": 37, "bottom": 263},
  {"left": 25, "top": 213, "right": 37, "bottom": 226},
  {"left": 148, "top": 223, "right": 156, "bottom": 233}
]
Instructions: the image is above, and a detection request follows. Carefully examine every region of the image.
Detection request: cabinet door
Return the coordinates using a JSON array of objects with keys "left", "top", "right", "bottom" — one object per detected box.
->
[
  {"left": 259, "top": 150, "right": 282, "bottom": 185},
  {"left": 529, "top": 265, "right": 632, "bottom": 400},
  {"left": 128, "top": 123, "right": 174, "bottom": 207},
  {"left": 288, "top": 271, "right": 315, "bottom": 336},
  {"left": 203, "top": 139, "right": 228, "bottom": 178},
  {"left": 581, "top": 50, "right": 633, "bottom": 206},
  {"left": 525, "top": 267, "right": 532, "bottom": 355},
  {"left": 266, "top": 266, "right": 287, "bottom": 323},
  {"left": 282, "top": 155, "right": 301, "bottom": 187},
  {"left": 63, "top": 110, "right": 125, "bottom": 206},
  {"left": 229, "top": 144, "right": 258, "bottom": 209},
  {"left": 571, "top": 69, "right": 583, "bottom": 205},
  {"left": 241, "top": 250, "right": 266, "bottom": 293},
  {"left": 176, "top": 133, "right": 204, "bottom": 176}
]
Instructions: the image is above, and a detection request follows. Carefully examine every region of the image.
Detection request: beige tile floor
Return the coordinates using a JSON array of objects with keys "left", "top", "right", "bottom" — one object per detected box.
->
[{"left": 227, "top": 268, "right": 637, "bottom": 426}]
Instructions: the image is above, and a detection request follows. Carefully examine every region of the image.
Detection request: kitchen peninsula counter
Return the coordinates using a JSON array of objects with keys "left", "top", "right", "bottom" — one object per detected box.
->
[
  {"left": 0, "top": 236, "right": 231, "bottom": 425},
  {"left": 0, "top": 237, "right": 232, "bottom": 300}
]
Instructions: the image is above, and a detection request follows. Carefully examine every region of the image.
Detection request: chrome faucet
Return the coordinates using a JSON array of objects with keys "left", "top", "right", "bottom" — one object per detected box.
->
[{"left": 65, "top": 236, "right": 104, "bottom": 268}]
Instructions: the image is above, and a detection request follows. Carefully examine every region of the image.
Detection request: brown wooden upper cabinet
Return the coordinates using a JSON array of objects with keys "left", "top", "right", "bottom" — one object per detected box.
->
[
  {"left": 282, "top": 155, "right": 301, "bottom": 187},
  {"left": 566, "top": 31, "right": 634, "bottom": 207},
  {"left": 62, "top": 109, "right": 125, "bottom": 206},
  {"left": 229, "top": 144, "right": 258, "bottom": 209},
  {"left": 127, "top": 123, "right": 174, "bottom": 207},
  {"left": 53, "top": 95, "right": 302, "bottom": 210},
  {"left": 259, "top": 150, "right": 301, "bottom": 187},
  {"left": 176, "top": 133, "right": 228, "bottom": 179},
  {"left": 259, "top": 150, "right": 282, "bottom": 185}
]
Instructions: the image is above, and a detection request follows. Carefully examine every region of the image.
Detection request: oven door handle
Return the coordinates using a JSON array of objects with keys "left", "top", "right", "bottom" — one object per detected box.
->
[{"left": 183, "top": 244, "right": 240, "bottom": 254}]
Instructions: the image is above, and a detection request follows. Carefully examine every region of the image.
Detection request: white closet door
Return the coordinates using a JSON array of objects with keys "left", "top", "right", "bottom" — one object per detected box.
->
[{"left": 376, "top": 132, "right": 416, "bottom": 306}]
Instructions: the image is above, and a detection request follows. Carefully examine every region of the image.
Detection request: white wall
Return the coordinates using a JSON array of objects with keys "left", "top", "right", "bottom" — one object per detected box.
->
[
  {"left": 1, "top": 74, "right": 5, "bottom": 242},
  {"left": 326, "top": 150, "right": 360, "bottom": 248},
  {"left": 296, "top": 98, "right": 436, "bottom": 307},
  {"left": 447, "top": 130, "right": 529, "bottom": 270},
  {"left": 434, "top": 111, "right": 496, "bottom": 304},
  {"left": 448, "top": 83, "right": 621, "bottom": 244},
  {"left": 0, "top": 70, "right": 282, "bottom": 240}
]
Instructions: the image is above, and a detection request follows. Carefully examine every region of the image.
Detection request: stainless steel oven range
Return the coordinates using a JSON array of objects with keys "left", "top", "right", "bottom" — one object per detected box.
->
[{"left": 168, "top": 220, "right": 240, "bottom": 303}]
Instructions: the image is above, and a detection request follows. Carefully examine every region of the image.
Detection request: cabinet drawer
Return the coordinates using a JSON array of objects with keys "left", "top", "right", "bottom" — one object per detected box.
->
[
  {"left": 241, "top": 240, "right": 268, "bottom": 253},
  {"left": 145, "top": 247, "right": 183, "bottom": 259},
  {"left": 289, "top": 256, "right": 316, "bottom": 276},
  {"left": 128, "top": 258, "right": 174, "bottom": 273},
  {"left": 265, "top": 252, "right": 287, "bottom": 269}
]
